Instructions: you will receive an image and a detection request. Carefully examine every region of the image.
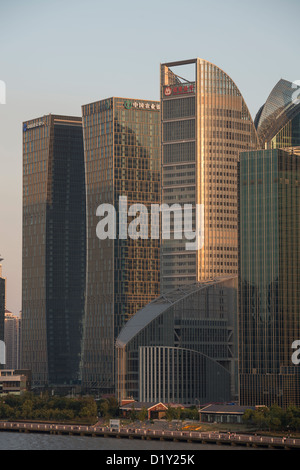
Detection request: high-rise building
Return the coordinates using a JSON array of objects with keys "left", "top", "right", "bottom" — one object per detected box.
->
[
  {"left": 238, "top": 147, "right": 300, "bottom": 408},
  {"left": 0, "top": 257, "right": 5, "bottom": 348},
  {"left": 4, "top": 310, "right": 21, "bottom": 369},
  {"left": 160, "top": 58, "right": 258, "bottom": 292},
  {"left": 22, "top": 114, "right": 86, "bottom": 390},
  {"left": 254, "top": 79, "right": 300, "bottom": 149},
  {"left": 81, "top": 97, "right": 161, "bottom": 394},
  {"left": 239, "top": 79, "right": 300, "bottom": 408}
]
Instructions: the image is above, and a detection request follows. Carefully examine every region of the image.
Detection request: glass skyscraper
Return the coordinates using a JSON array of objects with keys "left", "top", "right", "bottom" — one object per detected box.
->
[
  {"left": 255, "top": 78, "right": 300, "bottom": 149},
  {"left": 160, "top": 58, "right": 258, "bottom": 292},
  {"left": 0, "top": 258, "right": 5, "bottom": 349},
  {"left": 81, "top": 97, "right": 161, "bottom": 395},
  {"left": 22, "top": 115, "right": 86, "bottom": 390},
  {"left": 239, "top": 148, "right": 300, "bottom": 408},
  {"left": 239, "top": 79, "right": 300, "bottom": 408}
]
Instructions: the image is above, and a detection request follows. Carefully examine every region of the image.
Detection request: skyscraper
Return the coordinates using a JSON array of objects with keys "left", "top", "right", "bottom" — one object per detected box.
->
[
  {"left": 22, "top": 114, "right": 86, "bottom": 390},
  {"left": 238, "top": 147, "right": 300, "bottom": 408},
  {"left": 0, "top": 257, "right": 5, "bottom": 352},
  {"left": 81, "top": 97, "right": 161, "bottom": 394},
  {"left": 4, "top": 310, "right": 21, "bottom": 369},
  {"left": 160, "top": 58, "right": 258, "bottom": 292},
  {"left": 239, "top": 79, "right": 300, "bottom": 408}
]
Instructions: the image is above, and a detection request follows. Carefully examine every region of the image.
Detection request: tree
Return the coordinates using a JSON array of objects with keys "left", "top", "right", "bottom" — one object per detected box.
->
[
  {"left": 129, "top": 404, "right": 138, "bottom": 422},
  {"left": 98, "top": 397, "right": 120, "bottom": 418},
  {"left": 99, "top": 399, "right": 110, "bottom": 418},
  {"left": 138, "top": 407, "right": 148, "bottom": 422},
  {"left": 22, "top": 400, "right": 33, "bottom": 420},
  {"left": 80, "top": 398, "right": 97, "bottom": 419},
  {"left": 166, "top": 406, "right": 175, "bottom": 422}
]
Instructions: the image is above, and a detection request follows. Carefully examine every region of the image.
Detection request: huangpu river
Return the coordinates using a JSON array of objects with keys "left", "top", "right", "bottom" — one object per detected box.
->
[{"left": 0, "top": 431, "right": 269, "bottom": 451}]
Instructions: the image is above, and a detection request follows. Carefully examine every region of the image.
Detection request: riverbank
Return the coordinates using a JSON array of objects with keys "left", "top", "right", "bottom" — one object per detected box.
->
[{"left": 0, "top": 420, "right": 299, "bottom": 449}]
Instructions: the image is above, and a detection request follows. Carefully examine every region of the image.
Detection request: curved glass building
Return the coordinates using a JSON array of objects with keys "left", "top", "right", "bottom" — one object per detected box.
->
[
  {"left": 116, "top": 276, "right": 238, "bottom": 405},
  {"left": 160, "top": 58, "right": 258, "bottom": 292},
  {"left": 255, "top": 79, "right": 300, "bottom": 149}
]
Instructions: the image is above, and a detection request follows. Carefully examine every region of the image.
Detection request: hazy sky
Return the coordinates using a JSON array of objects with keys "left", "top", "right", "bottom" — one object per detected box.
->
[{"left": 0, "top": 0, "right": 299, "bottom": 313}]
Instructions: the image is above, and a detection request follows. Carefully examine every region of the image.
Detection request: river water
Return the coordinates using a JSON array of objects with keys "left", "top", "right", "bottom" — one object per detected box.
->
[{"left": 0, "top": 431, "right": 267, "bottom": 451}]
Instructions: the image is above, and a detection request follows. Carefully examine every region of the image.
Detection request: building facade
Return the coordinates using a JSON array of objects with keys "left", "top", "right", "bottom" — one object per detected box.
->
[
  {"left": 22, "top": 114, "right": 86, "bottom": 390},
  {"left": 238, "top": 79, "right": 300, "bottom": 408},
  {"left": 238, "top": 148, "right": 300, "bottom": 408},
  {"left": 0, "top": 369, "right": 30, "bottom": 395},
  {"left": 116, "top": 276, "right": 238, "bottom": 405},
  {"left": 160, "top": 58, "right": 258, "bottom": 292},
  {"left": 81, "top": 97, "right": 161, "bottom": 394},
  {"left": 5, "top": 310, "right": 21, "bottom": 370},
  {"left": 0, "top": 258, "right": 5, "bottom": 348}
]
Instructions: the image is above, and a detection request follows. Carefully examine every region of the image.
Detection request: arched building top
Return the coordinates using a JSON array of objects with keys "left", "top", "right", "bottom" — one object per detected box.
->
[{"left": 255, "top": 79, "right": 300, "bottom": 147}]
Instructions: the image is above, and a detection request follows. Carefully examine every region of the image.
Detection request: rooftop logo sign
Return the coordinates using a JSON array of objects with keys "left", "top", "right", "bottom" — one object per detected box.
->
[
  {"left": 123, "top": 100, "right": 160, "bottom": 110},
  {"left": 23, "top": 120, "right": 45, "bottom": 132},
  {"left": 164, "top": 84, "right": 195, "bottom": 97}
]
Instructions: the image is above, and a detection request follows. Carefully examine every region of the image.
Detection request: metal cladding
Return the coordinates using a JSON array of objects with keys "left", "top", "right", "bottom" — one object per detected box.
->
[
  {"left": 116, "top": 276, "right": 238, "bottom": 404},
  {"left": 255, "top": 79, "right": 300, "bottom": 147}
]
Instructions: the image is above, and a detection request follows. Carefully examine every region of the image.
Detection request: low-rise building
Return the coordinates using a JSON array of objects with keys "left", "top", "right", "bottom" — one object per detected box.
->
[
  {"left": 199, "top": 404, "right": 255, "bottom": 424},
  {"left": 119, "top": 401, "right": 168, "bottom": 420},
  {"left": 0, "top": 369, "right": 31, "bottom": 395}
]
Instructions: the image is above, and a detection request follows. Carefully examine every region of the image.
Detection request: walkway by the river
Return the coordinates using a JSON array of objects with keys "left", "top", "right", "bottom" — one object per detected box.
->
[{"left": 0, "top": 421, "right": 299, "bottom": 450}]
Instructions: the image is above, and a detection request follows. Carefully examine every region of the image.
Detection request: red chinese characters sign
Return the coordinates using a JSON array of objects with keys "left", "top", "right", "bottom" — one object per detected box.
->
[{"left": 164, "top": 84, "right": 195, "bottom": 96}]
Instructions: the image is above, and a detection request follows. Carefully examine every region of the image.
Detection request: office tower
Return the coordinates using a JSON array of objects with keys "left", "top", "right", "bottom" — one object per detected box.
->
[
  {"left": 160, "top": 58, "right": 258, "bottom": 292},
  {"left": 5, "top": 310, "right": 21, "bottom": 369},
  {"left": 116, "top": 276, "right": 238, "bottom": 404},
  {"left": 22, "top": 115, "right": 86, "bottom": 390},
  {"left": 0, "top": 258, "right": 5, "bottom": 346},
  {"left": 239, "top": 147, "right": 300, "bottom": 408},
  {"left": 255, "top": 78, "right": 300, "bottom": 149},
  {"left": 81, "top": 97, "right": 161, "bottom": 394}
]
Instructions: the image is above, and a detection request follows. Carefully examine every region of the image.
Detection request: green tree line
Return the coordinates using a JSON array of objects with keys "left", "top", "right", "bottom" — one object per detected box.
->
[
  {"left": 243, "top": 404, "right": 300, "bottom": 432},
  {"left": 0, "top": 393, "right": 97, "bottom": 423}
]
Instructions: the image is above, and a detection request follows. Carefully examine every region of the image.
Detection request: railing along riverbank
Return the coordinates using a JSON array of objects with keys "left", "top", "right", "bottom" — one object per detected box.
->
[{"left": 0, "top": 421, "right": 299, "bottom": 449}]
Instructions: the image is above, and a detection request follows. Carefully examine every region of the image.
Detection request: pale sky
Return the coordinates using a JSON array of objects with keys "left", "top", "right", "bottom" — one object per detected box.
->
[{"left": 0, "top": 0, "right": 299, "bottom": 313}]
